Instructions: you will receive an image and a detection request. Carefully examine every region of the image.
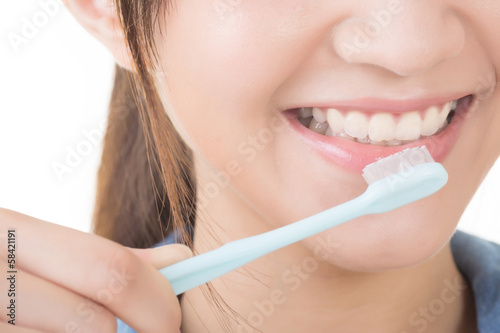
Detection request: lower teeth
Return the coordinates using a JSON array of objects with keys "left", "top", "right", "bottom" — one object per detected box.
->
[{"left": 298, "top": 116, "right": 313, "bottom": 128}]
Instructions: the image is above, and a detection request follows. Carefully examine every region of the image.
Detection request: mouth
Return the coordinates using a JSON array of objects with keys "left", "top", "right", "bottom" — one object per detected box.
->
[{"left": 283, "top": 94, "right": 474, "bottom": 172}]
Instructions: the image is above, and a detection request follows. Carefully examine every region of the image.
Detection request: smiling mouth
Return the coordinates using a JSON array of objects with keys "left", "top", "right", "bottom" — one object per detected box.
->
[{"left": 289, "top": 95, "right": 472, "bottom": 146}]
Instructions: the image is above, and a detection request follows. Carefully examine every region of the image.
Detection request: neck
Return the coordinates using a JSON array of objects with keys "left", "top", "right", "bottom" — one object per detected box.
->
[{"left": 181, "top": 167, "right": 477, "bottom": 333}]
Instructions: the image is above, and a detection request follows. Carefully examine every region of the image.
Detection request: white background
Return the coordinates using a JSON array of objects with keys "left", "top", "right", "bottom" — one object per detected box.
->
[{"left": 1, "top": 1, "right": 499, "bottom": 244}]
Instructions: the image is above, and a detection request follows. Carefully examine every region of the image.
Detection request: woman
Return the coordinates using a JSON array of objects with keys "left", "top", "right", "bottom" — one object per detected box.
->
[{"left": 1, "top": 0, "right": 499, "bottom": 332}]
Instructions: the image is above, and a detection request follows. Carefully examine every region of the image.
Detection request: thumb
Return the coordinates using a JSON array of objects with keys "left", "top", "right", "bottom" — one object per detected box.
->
[{"left": 126, "top": 244, "right": 193, "bottom": 270}]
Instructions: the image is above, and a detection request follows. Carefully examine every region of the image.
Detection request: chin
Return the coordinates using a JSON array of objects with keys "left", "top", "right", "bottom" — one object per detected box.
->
[{"left": 299, "top": 197, "right": 457, "bottom": 273}]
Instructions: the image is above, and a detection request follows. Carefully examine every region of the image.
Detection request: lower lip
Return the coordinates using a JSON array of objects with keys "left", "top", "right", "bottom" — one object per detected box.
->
[{"left": 283, "top": 97, "right": 473, "bottom": 173}]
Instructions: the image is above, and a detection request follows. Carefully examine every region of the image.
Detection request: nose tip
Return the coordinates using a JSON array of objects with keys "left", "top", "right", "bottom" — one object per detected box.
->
[{"left": 332, "top": 6, "right": 466, "bottom": 76}]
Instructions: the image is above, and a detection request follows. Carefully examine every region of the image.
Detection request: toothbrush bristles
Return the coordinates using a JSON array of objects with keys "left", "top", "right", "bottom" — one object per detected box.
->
[{"left": 362, "top": 146, "right": 435, "bottom": 185}]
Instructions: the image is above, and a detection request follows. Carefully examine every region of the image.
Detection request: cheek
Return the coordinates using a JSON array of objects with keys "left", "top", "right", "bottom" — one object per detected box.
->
[
  {"left": 480, "top": 95, "right": 500, "bottom": 162},
  {"left": 153, "top": 2, "right": 318, "bottom": 169},
  {"left": 154, "top": 8, "right": 257, "bottom": 168},
  {"left": 152, "top": 5, "right": 341, "bottom": 230}
]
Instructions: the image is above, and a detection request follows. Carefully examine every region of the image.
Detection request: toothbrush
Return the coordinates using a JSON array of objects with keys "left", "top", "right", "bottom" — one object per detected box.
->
[{"left": 159, "top": 146, "right": 448, "bottom": 295}]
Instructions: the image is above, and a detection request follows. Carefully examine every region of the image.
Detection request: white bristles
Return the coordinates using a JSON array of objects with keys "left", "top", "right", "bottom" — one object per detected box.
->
[{"left": 362, "top": 146, "right": 435, "bottom": 185}]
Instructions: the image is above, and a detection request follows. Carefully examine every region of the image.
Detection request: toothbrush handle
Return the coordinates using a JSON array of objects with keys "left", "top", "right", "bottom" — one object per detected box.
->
[
  {"left": 160, "top": 162, "right": 448, "bottom": 295},
  {"left": 159, "top": 193, "right": 370, "bottom": 295}
]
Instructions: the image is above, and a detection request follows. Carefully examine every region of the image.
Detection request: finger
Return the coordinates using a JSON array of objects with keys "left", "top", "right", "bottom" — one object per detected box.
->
[
  {"left": 127, "top": 244, "right": 193, "bottom": 270},
  {"left": 0, "top": 268, "right": 117, "bottom": 333},
  {"left": 0, "top": 321, "right": 44, "bottom": 332},
  {"left": 0, "top": 208, "right": 181, "bottom": 333}
]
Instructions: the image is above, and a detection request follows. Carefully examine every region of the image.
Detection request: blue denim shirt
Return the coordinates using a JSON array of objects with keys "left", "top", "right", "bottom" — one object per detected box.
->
[
  {"left": 117, "top": 230, "right": 500, "bottom": 332},
  {"left": 450, "top": 230, "right": 500, "bottom": 332}
]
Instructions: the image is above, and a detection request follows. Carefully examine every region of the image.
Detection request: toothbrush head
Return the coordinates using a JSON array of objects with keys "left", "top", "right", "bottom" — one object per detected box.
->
[
  {"left": 362, "top": 146, "right": 436, "bottom": 185},
  {"left": 361, "top": 146, "right": 448, "bottom": 214}
]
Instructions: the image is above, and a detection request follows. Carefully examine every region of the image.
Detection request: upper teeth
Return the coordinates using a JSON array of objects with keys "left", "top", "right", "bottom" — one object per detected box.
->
[{"left": 300, "top": 101, "right": 457, "bottom": 145}]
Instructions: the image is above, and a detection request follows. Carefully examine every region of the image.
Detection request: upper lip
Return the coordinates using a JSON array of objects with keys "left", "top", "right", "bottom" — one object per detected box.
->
[{"left": 281, "top": 93, "right": 471, "bottom": 114}]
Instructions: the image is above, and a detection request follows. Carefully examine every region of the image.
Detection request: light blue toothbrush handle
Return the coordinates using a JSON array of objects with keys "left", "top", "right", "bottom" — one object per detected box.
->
[
  {"left": 160, "top": 162, "right": 448, "bottom": 295},
  {"left": 159, "top": 194, "right": 369, "bottom": 295}
]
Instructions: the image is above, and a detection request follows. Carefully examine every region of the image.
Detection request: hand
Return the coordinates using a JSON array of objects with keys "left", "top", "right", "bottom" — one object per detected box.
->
[{"left": 0, "top": 208, "right": 192, "bottom": 333}]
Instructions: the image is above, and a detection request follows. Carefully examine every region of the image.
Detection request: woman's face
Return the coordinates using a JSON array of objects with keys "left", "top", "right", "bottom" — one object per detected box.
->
[{"left": 153, "top": 1, "right": 499, "bottom": 271}]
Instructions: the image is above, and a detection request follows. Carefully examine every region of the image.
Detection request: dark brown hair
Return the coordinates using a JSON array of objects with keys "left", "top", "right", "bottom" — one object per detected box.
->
[
  {"left": 92, "top": 0, "right": 196, "bottom": 249},
  {"left": 91, "top": 2, "right": 252, "bottom": 331}
]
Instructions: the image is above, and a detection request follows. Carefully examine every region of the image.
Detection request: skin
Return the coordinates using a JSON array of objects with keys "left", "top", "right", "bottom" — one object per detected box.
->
[
  {"left": 0, "top": 208, "right": 193, "bottom": 332},
  {"left": 151, "top": 1, "right": 496, "bottom": 332},
  {"left": 7, "top": 0, "right": 499, "bottom": 332}
]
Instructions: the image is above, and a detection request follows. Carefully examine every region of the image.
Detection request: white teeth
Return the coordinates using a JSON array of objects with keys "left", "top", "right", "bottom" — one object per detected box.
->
[
  {"left": 338, "top": 132, "right": 355, "bottom": 141},
  {"left": 298, "top": 100, "right": 457, "bottom": 145},
  {"left": 326, "top": 108, "right": 345, "bottom": 134},
  {"left": 357, "top": 136, "right": 372, "bottom": 144},
  {"left": 387, "top": 139, "right": 403, "bottom": 146},
  {"left": 312, "top": 107, "right": 327, "bottom": 123},
  {"left": 396, "top": 111, "right": 421, "bottom": 140},
  {"left": 309, "top": 118, "right": 329, "bottom": 135},
  {"left": 344, "top": 111, "right": 369, "bottom": 139},
  {"left": 438, "top": 102, "right": 452, "bottom": 124},
  {"left": 421, "top": 106, "right": 440, "bottom": 136},
  {"left": 368, "top": 113, "right": 396, "bottom": 142}
]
